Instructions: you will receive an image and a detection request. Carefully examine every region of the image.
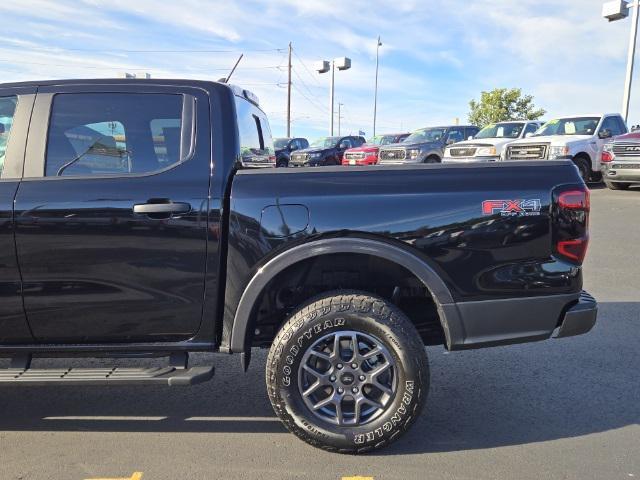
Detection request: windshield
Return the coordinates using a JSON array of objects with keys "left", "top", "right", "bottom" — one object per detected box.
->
[
  {"left": 535, "top": 117, "right": 600, "bottom": 136},
  {"left": 404, "top": 128, "right": 446, "bottom": 143},
  {"left": 273, "top": 138, "right": 289, "bottom": 148},
  {"left": 476, "top": 122, "right": 524, "bottom": 139},
  {"left": 367, "top": 135, "right": 398, "bottom": 145},
  {"left": 310, "top": 137, "right": 339, "bottom": 148}
]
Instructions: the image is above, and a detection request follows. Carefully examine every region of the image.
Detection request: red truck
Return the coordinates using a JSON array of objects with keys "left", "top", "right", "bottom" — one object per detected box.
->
[{"left": 342, "top": 133, "right": 409, "bottom": 166}]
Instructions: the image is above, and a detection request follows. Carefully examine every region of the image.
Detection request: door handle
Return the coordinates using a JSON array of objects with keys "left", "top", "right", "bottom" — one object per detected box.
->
[{"left": 133, "top": 201, "right": 191, "bottom": 215}]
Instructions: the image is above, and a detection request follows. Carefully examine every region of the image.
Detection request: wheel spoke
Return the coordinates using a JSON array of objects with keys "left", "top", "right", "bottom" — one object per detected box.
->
[
  {"left": 312, "top": 394, "right": 336, "bottom": 411},
  {"left": 368, "top": 361, "right": 391, "bottom": 379},
  {"left": 302, "top": 380, "right": 322, "bottom": 397},
  {"left": 331, "top": 333, "right": 342, "bottom": 360},
  {"left": 308, "top": 349, "right": 331, "bottom": 362},
  {"left": 361, "top": 346, "right": 382, "bottom": 361},
  {"left": 372, "top": 379, "right": 393, "bottom": 395}
]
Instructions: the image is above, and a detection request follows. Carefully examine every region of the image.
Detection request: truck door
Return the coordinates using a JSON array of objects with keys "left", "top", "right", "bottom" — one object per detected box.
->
[
  {"left": 0, "top": 87, "right": 35, "bottom": 343},
  {"left": 14, "top": 84, "right": 212, "bottom": 343}
]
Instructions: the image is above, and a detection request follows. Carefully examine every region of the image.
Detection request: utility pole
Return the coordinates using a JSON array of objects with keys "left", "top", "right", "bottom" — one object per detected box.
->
[
  {"left": 287, "top": 42, "right": 292, "bottom": 137},
  {"left": 373, "top": 36, "right": 382, "bottom": 137}
]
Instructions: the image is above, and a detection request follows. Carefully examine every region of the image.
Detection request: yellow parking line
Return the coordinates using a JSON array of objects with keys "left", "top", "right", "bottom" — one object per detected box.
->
[
  {"left": 342, "top": 476, "right": 374, "bottom": 480},
  {"left": 85, "top": 472, "right": 143, "bottom": 480}
]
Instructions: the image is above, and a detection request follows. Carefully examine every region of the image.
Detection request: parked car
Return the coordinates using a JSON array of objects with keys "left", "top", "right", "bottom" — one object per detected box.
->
[
  {"left": 378, "top": 125, "right": 479, "bottom": 164},
  {"left": 442, "top": 120, "right": 543, "bottom": 163},
  {"left": 289, "top": 135, "right": 365, "bottom": 166},
  {"left": 0, "top": 78, "right": 597, "bottom": 455},
  {"left": 601, "top": 132, "right": 640, "bottom": 189},
  {"left": 342, "top": 133, "right": 410, "bottom": 166},
  {"left": 273, "top": 137, "right": 309, "bottom": 167},
  {"left": 504, "top": 114, "right": 627, "bottom": 182}
]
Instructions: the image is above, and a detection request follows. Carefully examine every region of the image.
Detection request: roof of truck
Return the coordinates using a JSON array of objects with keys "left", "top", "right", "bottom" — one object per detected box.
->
[{"left": 0, "top": 78, "right": 223, "bottom": 88}]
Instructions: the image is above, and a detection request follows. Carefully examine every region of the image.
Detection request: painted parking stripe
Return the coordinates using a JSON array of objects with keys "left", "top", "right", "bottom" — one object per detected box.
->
[{"left": 85, "top": 472, "right": 143, "bottom": 480}]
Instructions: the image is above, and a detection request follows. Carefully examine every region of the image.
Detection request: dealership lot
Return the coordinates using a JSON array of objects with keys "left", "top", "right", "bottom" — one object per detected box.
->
[{"left": 0, "top": 186, "right": 638, "bottom": 480}]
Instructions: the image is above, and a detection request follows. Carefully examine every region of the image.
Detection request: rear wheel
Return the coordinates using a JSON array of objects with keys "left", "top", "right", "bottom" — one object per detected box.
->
[
  {"left": 266, "top": 291, "right": 429, "bottom": 454},
  {"left": 604, "top": 180, "right": 630, "bottom": 190},
  {"left": 573, "top": 156, "right": 591, "bottom": 183},
  {"left": 276, "top": 157, "right": 288, "bottom": 168}
]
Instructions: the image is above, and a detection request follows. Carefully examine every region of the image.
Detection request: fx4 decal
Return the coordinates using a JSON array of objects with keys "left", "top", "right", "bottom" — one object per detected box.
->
[{"left": 482, "top": 199, "right": 542, "bottom": 217}]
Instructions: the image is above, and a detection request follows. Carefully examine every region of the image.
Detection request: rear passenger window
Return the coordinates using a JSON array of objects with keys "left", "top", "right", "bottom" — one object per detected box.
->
[
  {"left": 0, "top": 96, "right": 18, "bottom": 175},
  {"left": 236, "top": 97, "right": 274, "bottom": 167},
  {"left": 45, "top": 93, "right": 190, "bottom": 177}
]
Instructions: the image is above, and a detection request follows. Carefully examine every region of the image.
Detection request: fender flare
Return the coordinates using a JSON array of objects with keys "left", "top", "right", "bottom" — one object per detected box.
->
[{"left": 229, "top": 237, "right": 464, "bottom": 354}]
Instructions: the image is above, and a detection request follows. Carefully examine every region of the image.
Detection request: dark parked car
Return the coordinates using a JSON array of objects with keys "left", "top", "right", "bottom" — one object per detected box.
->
[
  {"left": 289, "top": 135, "right": 365, "bottom": 166},
  {"left": 342, "top": 133, "right": 410, "bottom": 166},
  {"left": 378, "top": 125, "right": 479, "bottom": 164},
  {"left": 0, "top": 78, "right": 596, "bottom": 455},
  {"left": 273, "top": 137, "right": 309, "bottom": 167}
]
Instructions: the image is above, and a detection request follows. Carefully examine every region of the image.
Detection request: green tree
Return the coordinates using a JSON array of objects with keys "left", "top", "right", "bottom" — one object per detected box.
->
[{"left": 468, "top": 88, "right": 546, "bottom": 128}]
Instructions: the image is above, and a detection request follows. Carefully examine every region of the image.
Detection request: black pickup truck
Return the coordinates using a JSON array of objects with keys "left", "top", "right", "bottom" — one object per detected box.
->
[{"left": 0, "top": 79, "right": 596, "bottom": 454}]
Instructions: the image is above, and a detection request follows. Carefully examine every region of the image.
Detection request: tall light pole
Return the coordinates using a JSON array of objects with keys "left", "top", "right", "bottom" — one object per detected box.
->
[
  {"left": 603, "top": 0, "right": 640, "bottom": 122},
  {"left": 315, "top": 57, "right": 352, "bottom": 135},
  {"left": 373, "top": 36, "right": 382, "bottom": 137},
  {"left": 286, "top": 42, "right": 292, "bottom": 137},
  {"left": 338, "top": 102, "right": 344, "bottom": 135}
]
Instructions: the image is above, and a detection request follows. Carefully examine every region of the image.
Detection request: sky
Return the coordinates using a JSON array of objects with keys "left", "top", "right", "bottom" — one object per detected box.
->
[{"left": 0, "top": 0, "right": 638, "bottom": 140}]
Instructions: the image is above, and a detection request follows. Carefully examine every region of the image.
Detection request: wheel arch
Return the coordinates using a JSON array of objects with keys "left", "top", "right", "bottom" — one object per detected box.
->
[{"left": 228, "top": 237, "right": 463, "bottom": 363}]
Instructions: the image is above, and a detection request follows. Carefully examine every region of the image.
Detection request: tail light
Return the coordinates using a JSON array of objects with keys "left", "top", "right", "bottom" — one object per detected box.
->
[
  {"left": 553, "top": 187, "right": 590, "bottom": 264},
  {"left": 601, "top": 150, "right": 614, "bottom": 163},
  {"left": 269, "top": 155, "right": 276, "bottom": 164}
]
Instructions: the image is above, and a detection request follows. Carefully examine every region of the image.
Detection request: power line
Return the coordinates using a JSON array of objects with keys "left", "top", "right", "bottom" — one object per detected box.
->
[
  {"left": 292, "top": 48, "right": 323, "bottom": 87},
  {"left": 0, "top": 58, "right": 286, "bottom": 72},
  {"left": 2, "top": 45, "right": 286, "bottom": 54},
  {"left": 292, "top": 83, "right": 329, "bottom": 114}
]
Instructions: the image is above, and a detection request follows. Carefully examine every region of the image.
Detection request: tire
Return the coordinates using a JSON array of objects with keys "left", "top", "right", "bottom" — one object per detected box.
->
[
  {"left": 573, "top": 157, "right": 591, "bottom": 183},
  {"left": 266, "top": 291, "right": 429, "bottom": 454},
  {"left": 604, "top": 180, "right": 630, "bottom": 190},
  {"left": 424, "top": 155, "right": 441, "bottom": 164},
  {"left": 276, "top": 158, "right": 288, "bottom": 168}
]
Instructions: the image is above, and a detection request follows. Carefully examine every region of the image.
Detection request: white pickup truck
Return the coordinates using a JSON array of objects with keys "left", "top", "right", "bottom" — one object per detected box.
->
[
  {"left": 503, "top": 114, "right": 627, "bottom": 182},
  {"left": 442, "top": 120, "right": 542, "bottom": 163}
]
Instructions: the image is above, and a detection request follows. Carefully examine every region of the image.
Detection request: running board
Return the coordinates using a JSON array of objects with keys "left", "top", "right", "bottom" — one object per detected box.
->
[{"left": 0, "top": 353, "right": 214, "bottom": 386}]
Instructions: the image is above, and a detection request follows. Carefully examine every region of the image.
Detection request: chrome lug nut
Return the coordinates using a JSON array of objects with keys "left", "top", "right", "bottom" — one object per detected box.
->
[
  {"left": 330, "top": 375, "right": 336, "bottom": 382},
  {"left": 352, "top": 387, "right": 359, "bottom": 394},
  {"left": 336, "top": 363, "right": 343, "bottom": 370},
  {"left": 359, "top": 375, "right": 366, "bottom": 381},
  {"left": 351, "top": 363, "right": 358, "bottom": 369},
  {"left": 337, "top": 387, "right": 344, "bottom": 394}
]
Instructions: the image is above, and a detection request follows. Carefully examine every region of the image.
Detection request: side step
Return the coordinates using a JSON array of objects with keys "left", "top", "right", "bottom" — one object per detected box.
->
[{"left": 0, "top": 353, "right": 214, "bottom": 386}]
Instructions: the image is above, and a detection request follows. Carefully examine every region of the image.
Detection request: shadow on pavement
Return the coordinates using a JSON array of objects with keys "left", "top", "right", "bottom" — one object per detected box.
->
[{"left": 0, "top": 302, "right": 638, "bottom": 454}]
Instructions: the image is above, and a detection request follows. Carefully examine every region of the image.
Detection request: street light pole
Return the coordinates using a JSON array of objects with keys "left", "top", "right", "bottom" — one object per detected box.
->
[
  {"left": 330, "top": 60, "right": 335, "bottom": 135},
  {"left": 338, "top": 102, "right": 343, "bottom": 135},
  {"left": 315, "top": 57, "right": 351, "bottom": 136},
  {"left": 623, "top": 0, "right": 639, "bottom": 122},
  {"left": 373, "top": 36, "right": 382, "bottom": 137}
]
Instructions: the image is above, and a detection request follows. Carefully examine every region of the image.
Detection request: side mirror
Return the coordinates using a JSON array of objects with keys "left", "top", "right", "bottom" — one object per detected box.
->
[
  {"left": 467, "top": 135, "right": 474, "bottom": 140},
  {"left": 525, "top": 132, "right": 534, "bottom": 138},
  {"left": 598, "top": 129, "right": 612, "bottom": 139}
]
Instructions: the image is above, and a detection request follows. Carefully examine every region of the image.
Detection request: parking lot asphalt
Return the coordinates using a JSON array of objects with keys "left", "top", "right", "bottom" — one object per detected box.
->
[{"left": 0, "top": 186, "right": 638, "bottom": 480}]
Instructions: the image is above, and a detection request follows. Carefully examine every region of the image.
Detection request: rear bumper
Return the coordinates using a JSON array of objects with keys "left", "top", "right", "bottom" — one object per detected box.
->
[
  {"left": 445, "top": 290, "right": 597, "bottom": 350},
  {"left": 553, "top": 291, "right": 598, "bottom": 338}
]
